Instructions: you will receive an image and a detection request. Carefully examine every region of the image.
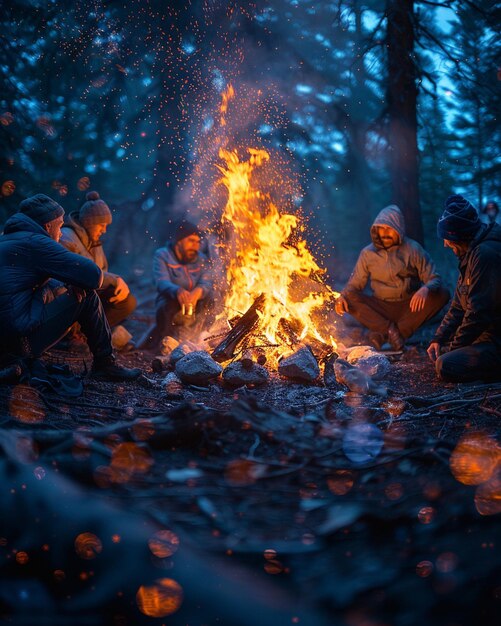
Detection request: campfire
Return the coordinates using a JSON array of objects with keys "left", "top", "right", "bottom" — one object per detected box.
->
[
  {"left": 157, "top": 88, "right": 343, "bottom": 387},
  {"left": 210, "top": 146, "right": 339, "bottom": 366}
]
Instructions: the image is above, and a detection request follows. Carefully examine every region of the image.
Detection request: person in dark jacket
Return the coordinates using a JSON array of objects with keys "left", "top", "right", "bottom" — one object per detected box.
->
[
  {"left": 480, "top": 200, "right": 500, "bottom": 226},
  {"left": 335, "top": 205, "right": 450, "bottom": 350},
  {"left": 0, "top": 194, "right": 140, "bottom": 381},
  {"left": 138, "top": 220, "right": 214, "bottom": 350},
  {"left": 60, "top": 191, "right": 136, "bottom": 331},
  {"left": 427, "top": 195, "right": 501, "bottom": 382}
]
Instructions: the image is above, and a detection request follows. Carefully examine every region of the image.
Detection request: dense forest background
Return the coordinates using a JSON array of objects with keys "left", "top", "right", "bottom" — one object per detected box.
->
[{"left": 1, "top": 0, "right": 499, "bottom": 287}]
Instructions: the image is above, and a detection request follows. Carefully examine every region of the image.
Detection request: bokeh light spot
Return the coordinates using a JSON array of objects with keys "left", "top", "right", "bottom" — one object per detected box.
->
[
  {"left": 77, "top": 176, "right": 91, "bottom": 191},
  {"left": 75, "top": 532, "right": 103, "bottom": 560},
  {"left": 416, "top": 560, "right": 433, "bottom": 577},
  {"left": 327, "top": 469, "right": 354, "bottom": 495},
  {"left": 450, "top": 432, "right": 499, "bottom": 485},
  {"left": 474, "top": 475, "right": 501, "bottom": 516},
  {"left": 342, "top": 423, "right": 383, "bottom": 464},
  {"left": 148, "top": 530, "right": 180, "bottom": 558},
  {"left": 1, "top": 180, "right": 15, "bottom": 196},
  {"left": 136, "top": 578, "right": 183, "bottom": 617},
  {"left": 16, "top": 551, "right": 29, "bottom": 565},
  {"left": 418, "top": 506, "right": 435, "bottom": 524}
]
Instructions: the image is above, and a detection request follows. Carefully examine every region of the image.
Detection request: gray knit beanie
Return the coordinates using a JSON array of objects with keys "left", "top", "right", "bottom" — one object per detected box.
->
[{"left": 79, "top": 191, "right": 112, "bottom": 226}]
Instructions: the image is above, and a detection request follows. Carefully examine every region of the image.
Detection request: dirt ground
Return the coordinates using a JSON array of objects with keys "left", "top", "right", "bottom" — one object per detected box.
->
[{"left": 1, "top": 311, "right": 500, "bottom": 625}]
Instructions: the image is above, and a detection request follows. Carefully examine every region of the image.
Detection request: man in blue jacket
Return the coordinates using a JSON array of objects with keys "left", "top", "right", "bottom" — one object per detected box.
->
[
  {"left": 427, "top": 195, "right": 501, "bottom": 381},
  {"left": 0, "top": 194, "right": 140, "bottom": 381},
  {"left": 138, "top": 220, "right": 213, "bottom": 350}
]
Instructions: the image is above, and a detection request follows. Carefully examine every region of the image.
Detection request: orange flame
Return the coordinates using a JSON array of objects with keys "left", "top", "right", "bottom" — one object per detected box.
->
[
  {"left": 216, "top": 146, "right": 338, "bottom": 354},
  {"left": 220, "top": 84, "right": 235, "bottom": 127}
]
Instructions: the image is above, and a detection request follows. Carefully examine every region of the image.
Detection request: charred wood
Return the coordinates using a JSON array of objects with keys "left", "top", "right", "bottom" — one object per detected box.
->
[{"left": 212, "top": 294, "right": 266, "bottom": 362}]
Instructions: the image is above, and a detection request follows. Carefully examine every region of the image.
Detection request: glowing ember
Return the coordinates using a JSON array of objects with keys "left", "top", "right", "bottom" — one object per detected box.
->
[{"left": 216, "top": 143, "right": 338, "bottom": 357}]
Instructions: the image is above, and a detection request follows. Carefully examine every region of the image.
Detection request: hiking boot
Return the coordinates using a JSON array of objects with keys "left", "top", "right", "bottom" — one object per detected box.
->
[
  {"left": 91, "top": 355, "right": 141, "bottom": 382},
  {"left": 388, "top": 323, "right": 404, "bottom": 351},
  {"left": 367, "top": 331, "right": 385, "bottom": 351}
]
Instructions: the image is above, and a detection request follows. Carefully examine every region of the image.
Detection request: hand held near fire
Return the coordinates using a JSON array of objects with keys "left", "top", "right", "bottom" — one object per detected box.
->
[
  {"left": 409, "top": 286, "right": 429, "bottom": 313},
  {"left": 427, "top": 342, "right": 441, "bottom": 363},
  {"left": 335, "top": 294, "right": 349, "bottom": 316},
  {"left": 110, "top": 277, "right": 130, "bottom": 303}
]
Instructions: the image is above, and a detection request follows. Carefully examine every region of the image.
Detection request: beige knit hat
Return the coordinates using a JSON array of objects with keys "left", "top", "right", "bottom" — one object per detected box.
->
[{"left": 79, "top": 191, "right": 112, "bottom": 226}]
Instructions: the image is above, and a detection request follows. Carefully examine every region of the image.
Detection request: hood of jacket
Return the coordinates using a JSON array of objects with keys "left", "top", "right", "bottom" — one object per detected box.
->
[
  {"left": 459, "top": 222, "right": 501, "bottom": 267},
  {"left": 370, "top": 205, "right": 405, "bottom": 248},
  {"left": 63, "top": 212, "right": 93, "bottom": 250},
  {"left": 3, "top": 212, "right": 52, "bottom": 238}
]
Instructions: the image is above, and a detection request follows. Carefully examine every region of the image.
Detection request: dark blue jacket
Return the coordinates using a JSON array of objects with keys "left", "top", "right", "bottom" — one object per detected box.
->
[
  {"left": 432, "top": 223, "right": 501, "bottom": 351},
  {"left": 153, "top": 242, "right": 213, "bottom": 299},
  {"left": 0, "top": 213, "right": 103, "bottom": 338}
]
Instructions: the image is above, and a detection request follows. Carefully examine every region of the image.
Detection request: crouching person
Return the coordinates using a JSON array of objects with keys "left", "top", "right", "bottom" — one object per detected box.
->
[
  {"left": 138, "top": 220, "right": 214, "bottom": 351},
  {"left": 335, "top": 204, "right": 449, "bottom": 350},
  {"left": 0, "top": 194, "right": 141, "bottom": 382},
  {"left": 60, "top": 191, "right": 136, "bottom": 346},
  {"left": 427, "top": 195, "right": 501, "bottom": 382}
]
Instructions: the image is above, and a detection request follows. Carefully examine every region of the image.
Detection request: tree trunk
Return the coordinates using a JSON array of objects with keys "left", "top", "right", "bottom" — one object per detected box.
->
[{"left": 386, "top": 0, "right": 423, "bottom": 243}]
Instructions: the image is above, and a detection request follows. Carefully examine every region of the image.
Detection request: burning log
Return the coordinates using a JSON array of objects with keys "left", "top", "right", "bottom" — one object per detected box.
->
[
  {"left": 277, "top": 316, "right": 332, "bottom": 361},
  {"left": 212, "top": 294, "right": 266, "bottom": 363},
  {"left": 240, "top": 348, "right": 267, "bottom": 369},
  {"left": 277, "top": 317, "right": 303, "bottom": 347}
]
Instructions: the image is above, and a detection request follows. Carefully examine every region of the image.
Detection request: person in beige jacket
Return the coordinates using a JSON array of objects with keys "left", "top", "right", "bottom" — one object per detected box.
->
[
  {"left": 335, "top": 204, "right": 449, "bottom": 350},
  {"left": 60, "top": 191, "right": 136, "bottom": 332}
]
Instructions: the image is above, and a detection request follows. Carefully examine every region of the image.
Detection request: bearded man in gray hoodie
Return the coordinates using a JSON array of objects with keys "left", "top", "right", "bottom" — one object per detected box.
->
[{"left": 335, "top": 205, "right": 449, "bottom": 351}]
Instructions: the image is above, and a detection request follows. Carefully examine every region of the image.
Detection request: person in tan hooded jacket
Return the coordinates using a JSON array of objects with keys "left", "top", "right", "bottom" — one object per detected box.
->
[
  {"left": 60, "top": 191, "right": 136, "bottom": 331},
  {"left": 335, "top": 204, "right": 449, "bottom": 350}
]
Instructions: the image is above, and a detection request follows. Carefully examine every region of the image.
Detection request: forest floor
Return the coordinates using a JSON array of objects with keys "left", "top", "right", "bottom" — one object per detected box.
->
[{"left": 1, "top": 306, "right": 500, "bottom": 626}]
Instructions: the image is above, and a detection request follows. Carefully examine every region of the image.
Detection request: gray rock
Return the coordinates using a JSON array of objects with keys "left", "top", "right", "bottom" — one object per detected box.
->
[
  {"left": 223, "top": 362, "right": 270, "bottom": 387},
  {"left": 162, "top": 372, "right": 183, "bottom": 398},
  {"left": 175, "top": 351, "right": 223, "bottom": 384},
  {"left": 346, "top": 346, "right": 390, "bottom": 380},
  {"left": 170, "top": 344, "right": 194, "bottom": 366},
  {"left": 278, "top": 346, "right": 320, "bottom": 382},
  {"left": 334, "top": 358, "right": 387, "bottom": 396}
]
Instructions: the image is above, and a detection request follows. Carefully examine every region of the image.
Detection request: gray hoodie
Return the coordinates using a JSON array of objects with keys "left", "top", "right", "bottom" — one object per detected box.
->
[{"left": 344, "top": 205, "right": 442, "bottom": 301}]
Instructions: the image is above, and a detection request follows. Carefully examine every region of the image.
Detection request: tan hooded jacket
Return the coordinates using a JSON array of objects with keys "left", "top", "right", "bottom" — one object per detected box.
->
[
  {"left": 60, "top": 213, "right": 119, "bottom": 290},
  {"left": 344, "top": 205, "right": 442, "bottom": 301}
]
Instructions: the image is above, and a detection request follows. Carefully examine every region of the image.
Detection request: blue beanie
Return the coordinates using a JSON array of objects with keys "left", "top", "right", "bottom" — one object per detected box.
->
[
  {"left": 19, "top": 194, "right": 64, "bottom": 225},
  {"left": 437, "top": 194, "right": 481, "bottom": 241}
]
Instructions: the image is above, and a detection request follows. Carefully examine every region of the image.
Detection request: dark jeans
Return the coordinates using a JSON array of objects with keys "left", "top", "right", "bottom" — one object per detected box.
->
[
  {"left": 99, "top": 286, "right": 137, "bottom": 328},
  {"left": 345, "top": 287, "right": 450, "bottom": 339},
  {"left": 436, "top": 342, "right": 501, "bottom": 382},
  {"left": 139, "top": 294, "right": 213, "bottom": 349},
  {"left": 4, "top": 288, "right": 113, "bottom": 361}
]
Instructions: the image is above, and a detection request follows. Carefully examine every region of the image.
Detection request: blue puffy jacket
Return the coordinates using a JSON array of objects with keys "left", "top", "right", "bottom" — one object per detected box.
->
[
  {"left": 153, "top": 242, "right": 213, "bottom": 299},
  {"left": 0, "top": 213, "right": 103, "bottom": 338}
]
